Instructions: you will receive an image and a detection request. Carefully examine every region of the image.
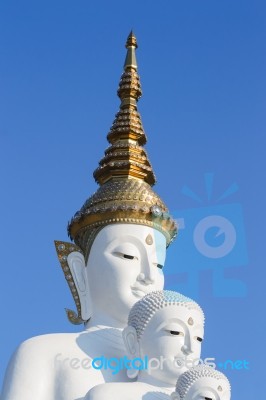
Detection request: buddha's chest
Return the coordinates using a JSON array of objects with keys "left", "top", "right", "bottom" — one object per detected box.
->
[
  {"left": 53, "top": 340, "right": 129, "bottom": 400},
  {"left": 55, "top": 362, "right": 128, "bottom": 400}
]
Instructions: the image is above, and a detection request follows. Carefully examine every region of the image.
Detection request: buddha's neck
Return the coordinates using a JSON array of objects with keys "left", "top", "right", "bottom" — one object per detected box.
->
[
  {"left": 82, "top": 317, "right": 125, "bottom": 356},
  {"left": 84, "top": 307, "right": 126, "bottom": 330}
]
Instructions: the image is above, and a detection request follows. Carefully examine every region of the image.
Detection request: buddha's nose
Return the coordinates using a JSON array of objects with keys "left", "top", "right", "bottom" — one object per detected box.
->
[
  {"left": 137, "top": 258, "right": 156, "bottom": 284},
  {"left": 181, "top": 344, "right": 192, "bottom": 355},
  {"left": 137, "top": 270, "right": 155, "bottom": 284},
  {"left": 182, "top": 333, "right": 194, "bottom": 355}
]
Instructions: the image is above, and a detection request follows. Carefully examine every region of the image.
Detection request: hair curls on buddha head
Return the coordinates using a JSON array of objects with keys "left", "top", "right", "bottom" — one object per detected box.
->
[
  {"left": 174, "top": 365, "right": 231, "bottom": 400},
  {"left": 128, "top": 290, "right": 204, "bottom": 340}
]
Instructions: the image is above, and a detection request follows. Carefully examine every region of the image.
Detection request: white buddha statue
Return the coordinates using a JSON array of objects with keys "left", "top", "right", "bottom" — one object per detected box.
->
[
  {"left": 1, "top": 32, "right": 177, "bottom": 400},
  {"left": 85, "top": 290, "right": 205, "bottom": 400},
  {"left": 171, "top": 365, "right": 231, "bottom": 400}
]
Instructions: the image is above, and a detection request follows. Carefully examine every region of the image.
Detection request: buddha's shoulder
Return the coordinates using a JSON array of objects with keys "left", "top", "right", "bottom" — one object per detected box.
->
[
  {"left": 19, "top": 331, "right": 80, "bottom": 346},
  {"left": 13, "top": 332, "right": 82, "bottom": 360}
]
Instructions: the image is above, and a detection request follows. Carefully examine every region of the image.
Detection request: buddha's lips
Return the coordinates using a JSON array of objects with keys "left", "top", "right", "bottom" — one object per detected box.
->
[{"left": 130, "top": 286, "right": 149, "bottom": 298}]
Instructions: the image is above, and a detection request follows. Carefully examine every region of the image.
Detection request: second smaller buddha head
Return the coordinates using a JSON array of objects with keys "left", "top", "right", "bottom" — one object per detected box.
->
[
  {"left": 123, "top": 290, "right": 205, "bottom": 384},
  {"left": 171, "top": 365, "right": 231, "bottom": 400}
]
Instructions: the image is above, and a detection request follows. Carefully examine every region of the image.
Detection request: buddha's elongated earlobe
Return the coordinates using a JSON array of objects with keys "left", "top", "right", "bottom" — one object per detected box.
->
[
  {"left": 122, "top": 326, "right": 140, "bottom": 379},
  {"left": 55, "top": 240, "right": 92, "bottom": 324},
  {"left": 67, "top": 251, "right": 92, "bottom": 321}
]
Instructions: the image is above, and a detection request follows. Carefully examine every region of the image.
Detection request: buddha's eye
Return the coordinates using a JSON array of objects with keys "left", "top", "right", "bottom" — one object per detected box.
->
[
  {"left": 196, "top": 336, "right": 203, "bottom": 342},
  {"left": 123, "top": 254, "right": 135, "bottom": 260},
  {"left": 113, "top": 252, "right": 138, "bottom": 260},
  {"left": 170, "top": 331, "right": 184, "bottom": 336},
  {"left": 204, "top": 397, "right": 213, "bottom": 400},
  {"left": 157, "top": 264, "right": 164, "bottom": 269}
]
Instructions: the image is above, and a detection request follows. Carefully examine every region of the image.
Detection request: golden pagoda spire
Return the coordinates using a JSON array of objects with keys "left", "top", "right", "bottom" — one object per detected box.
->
[
  {"left": 68, "top": 32, "right": 177, "bottom": 262},
  {"left": 93, "top": 31, "right": 155, "bottom": 185}
]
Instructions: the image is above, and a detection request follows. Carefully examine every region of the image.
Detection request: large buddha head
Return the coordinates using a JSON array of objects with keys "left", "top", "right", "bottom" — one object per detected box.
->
[{"left": 55, "top": 32, "right": 177, "bottom": 327}]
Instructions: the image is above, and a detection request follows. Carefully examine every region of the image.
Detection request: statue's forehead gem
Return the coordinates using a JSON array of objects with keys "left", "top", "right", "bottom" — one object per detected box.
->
[
  {"left": 218, "top": 386, "right": 223, "bottom": 391},
  {"left": 145, "top": 234, "right": 153, "bottom": 245},
  {"left": 188, "top": 317, "right": 194, "bottom": 325}
]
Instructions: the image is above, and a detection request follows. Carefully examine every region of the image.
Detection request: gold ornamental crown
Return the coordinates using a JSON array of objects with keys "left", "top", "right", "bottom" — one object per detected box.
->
[{"left": 68, "top": 32, "right": 177, "bottom": 261}]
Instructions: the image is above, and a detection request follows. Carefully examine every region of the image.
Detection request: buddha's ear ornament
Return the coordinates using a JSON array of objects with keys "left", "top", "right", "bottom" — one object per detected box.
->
[{"left": 54, "top": 240, "right": 91, "bottom": 324}]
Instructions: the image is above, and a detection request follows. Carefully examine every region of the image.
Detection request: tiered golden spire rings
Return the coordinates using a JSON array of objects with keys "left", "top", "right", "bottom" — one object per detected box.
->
[
  {"left": 68, "top": 32, "right": 177, "bottom": 261},
  {"left": 94, "top": 31, "right": 154, "bottom": 185}
]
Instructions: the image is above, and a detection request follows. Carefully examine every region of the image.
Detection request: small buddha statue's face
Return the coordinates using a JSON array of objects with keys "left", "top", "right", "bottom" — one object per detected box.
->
[
  {"left": 183, "top": 377, "right": 230, "bottom": 400},
  {"left": 86, "top": 224, "right": 166, "bottom": 325},
  {"left": 139, "top": 305, "right": 204, "bottom": 384}
]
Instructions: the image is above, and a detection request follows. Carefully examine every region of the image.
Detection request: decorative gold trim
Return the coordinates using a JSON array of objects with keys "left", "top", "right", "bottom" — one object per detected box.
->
[{"left": 54, "top": 240, "right": 87, "bottom": 325}]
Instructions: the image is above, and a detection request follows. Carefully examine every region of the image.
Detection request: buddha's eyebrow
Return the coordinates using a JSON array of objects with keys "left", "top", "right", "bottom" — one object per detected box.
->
[
  {"left": 156, "top": 318, "right": 185, "bottom": 331},
  {"left": 107, "top": 237, "right": 140, "bottom": 247}
]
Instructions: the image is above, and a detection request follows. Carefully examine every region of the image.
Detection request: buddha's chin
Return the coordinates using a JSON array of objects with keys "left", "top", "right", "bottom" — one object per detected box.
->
[
  {"left": 150, "top": 369, "right": 182, "bottom": 387},
  {"left": 111, "top": 295, "right": 142, "bottom": 322},
  {"left": 131, "top": 288, "right": 147, "bottom": 298},
  {"left": 163, "top": 361, "right": 189, "bottom": 381}
]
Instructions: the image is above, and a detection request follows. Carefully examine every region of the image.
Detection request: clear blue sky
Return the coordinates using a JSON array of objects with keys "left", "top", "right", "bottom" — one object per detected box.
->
[{"left": 0, "top": 0, "right": 265, "bottom": 398}]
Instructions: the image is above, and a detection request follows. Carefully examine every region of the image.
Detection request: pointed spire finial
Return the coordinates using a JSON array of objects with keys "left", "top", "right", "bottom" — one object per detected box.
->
[
  {"left": 124, "top": 30, "right": 138, "bottom": 70},
  {"left": 125, "top": 30, "right": 138, "bottom": 48}
]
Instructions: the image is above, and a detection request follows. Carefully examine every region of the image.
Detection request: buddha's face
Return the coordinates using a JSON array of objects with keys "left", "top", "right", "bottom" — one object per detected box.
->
[
  {"left": 139, "top": 305, "right": 204, "bottom": 384},
  {"left": 86, "top": 224, "right": 166, "bottom": 325},
  {"left": 183, "top": 377, "right": 230, "bottom": 400}
]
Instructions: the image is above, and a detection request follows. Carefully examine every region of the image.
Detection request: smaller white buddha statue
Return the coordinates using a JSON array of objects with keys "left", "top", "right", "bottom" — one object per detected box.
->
[
  {"left": 85, "top": 290, "right": 205, "bottom": 400},
  {"left": 171, "top": 365, "right": 231, "bottom": 400}
]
